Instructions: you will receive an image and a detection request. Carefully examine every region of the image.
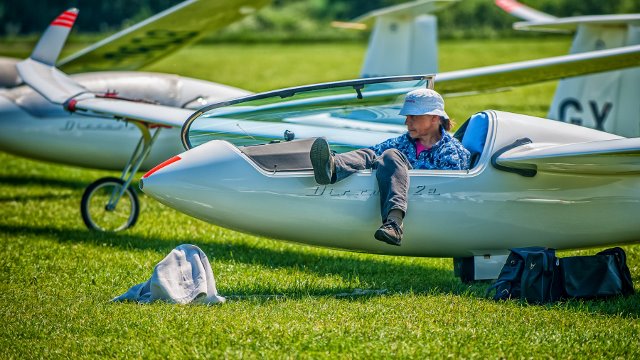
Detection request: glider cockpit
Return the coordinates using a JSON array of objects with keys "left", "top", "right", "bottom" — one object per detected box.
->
[
  {"left": 180, "top": 74, "right": 494, "bottom": 176},
  {"left": 235, "top": 111, "right": 493, "bottom": 176}
]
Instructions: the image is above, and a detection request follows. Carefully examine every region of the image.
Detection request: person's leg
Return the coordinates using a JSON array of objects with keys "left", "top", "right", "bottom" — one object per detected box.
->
[
  {"left": 310, "top": 137, "right": 376, "bottom": 184},
  {"left": 333, "top": 148, "right": 377, "bottom": 182},
  {"left": 374, "top": 148, "right": 411, "bottom": 246},
  {"left": 375, "top": 149, "right": 411, "bottom": 220}
]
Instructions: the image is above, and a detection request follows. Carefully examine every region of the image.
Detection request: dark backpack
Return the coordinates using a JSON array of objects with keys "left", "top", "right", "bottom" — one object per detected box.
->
[{"left": 487, "top": 247, "right": 562, "bottom": 304}]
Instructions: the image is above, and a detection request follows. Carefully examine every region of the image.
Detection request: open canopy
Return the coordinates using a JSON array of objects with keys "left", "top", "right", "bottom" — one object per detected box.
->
[{"left": 181, "top": 75, "right": 433, "bottom": 151}]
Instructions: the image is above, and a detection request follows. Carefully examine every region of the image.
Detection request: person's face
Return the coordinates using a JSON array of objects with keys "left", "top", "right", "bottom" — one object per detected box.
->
[{"left": 405, "top": 114, "right": 440, "bottom": 139}]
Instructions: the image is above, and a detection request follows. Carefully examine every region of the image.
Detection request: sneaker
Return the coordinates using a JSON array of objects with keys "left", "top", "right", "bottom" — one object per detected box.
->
[
  {"left": 310, "top": 137, "right": 334, "bottom": 185},
  {"left": 374, "top": 219, "right": 403, "bottom": 246}
]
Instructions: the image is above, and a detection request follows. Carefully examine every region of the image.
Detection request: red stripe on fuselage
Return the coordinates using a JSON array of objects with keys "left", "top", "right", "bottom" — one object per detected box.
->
[{"left": 143, "top": 156, "right": 182, "bottom": 179}]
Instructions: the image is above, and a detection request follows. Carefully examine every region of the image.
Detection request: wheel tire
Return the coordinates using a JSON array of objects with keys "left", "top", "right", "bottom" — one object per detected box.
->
[{"left": 80, "top": 177, "right": 139, "bottom": 232}]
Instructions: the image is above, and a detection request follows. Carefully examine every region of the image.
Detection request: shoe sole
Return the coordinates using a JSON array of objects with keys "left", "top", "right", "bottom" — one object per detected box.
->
[
  {"left": 374, "top": 229, "right": 401, "bottom": 246},
  {"left": 310, "top": 138, "right": 332, "bottom": 185}
]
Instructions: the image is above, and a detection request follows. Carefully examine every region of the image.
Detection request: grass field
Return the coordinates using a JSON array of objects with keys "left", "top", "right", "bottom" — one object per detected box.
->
[{"left": 1, "top": 38, "right": 639, "bottom": 358}]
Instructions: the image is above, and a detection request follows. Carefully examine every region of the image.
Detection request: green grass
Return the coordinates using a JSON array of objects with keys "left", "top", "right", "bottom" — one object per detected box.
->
[{"left": 2, "top": 38, "right": 639, "bottom": 358}]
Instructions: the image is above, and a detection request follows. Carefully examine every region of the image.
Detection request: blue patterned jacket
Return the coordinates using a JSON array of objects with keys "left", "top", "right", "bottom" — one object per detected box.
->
[{"left": 369, "top": 127, "right": 470, "bottom": 170}]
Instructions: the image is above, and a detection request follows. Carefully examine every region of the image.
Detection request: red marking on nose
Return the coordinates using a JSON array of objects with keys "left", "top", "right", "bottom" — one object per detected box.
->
[{"left": 143, "top": 156, "right": 182, "bottom": 178}]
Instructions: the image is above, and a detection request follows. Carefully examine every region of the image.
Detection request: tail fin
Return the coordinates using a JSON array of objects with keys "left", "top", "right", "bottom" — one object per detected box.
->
[
  {"left": 547, "top": 20, "right": 640, "bottom": 137},
  {"left": 361, "top": 14, "right": 438, "bottom": 78},
  {"left": 496, "top": 0, "right": 640, "bottom": 137},
  {"left": 30, "top": 8, "right": 78, "bottom": 66},
  {"left": 337, "top": 0, "right": 457, "bottom": 78},
  {"left": 18, "top": 8, "right": 87, "bottom": 104}
]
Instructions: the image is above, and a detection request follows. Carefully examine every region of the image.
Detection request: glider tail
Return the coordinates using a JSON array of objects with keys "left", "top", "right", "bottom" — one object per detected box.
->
[
  {"left": 495, "top": 0, "right": 640, "bottom": 137},
  {"left": 335, "top": 0, "right": 458, "bottom": 78},
  {"left": 548, "top": 21, "right": 640, "bottom": 137},
  {"left": 361, "top": 14, "right": 438, "bottom": 78},
  {"left": 30, "top": 8, "right": 79, "bottom": 66},
  {"left": 17, "top": 8, "right": 87, "bottom": 104}
]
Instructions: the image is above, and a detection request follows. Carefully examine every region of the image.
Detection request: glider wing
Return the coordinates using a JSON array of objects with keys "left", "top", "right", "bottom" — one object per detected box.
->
[
  {"left": 58, "top": 0, "right": 270, "bottom": 73},
  {"left": 495, "top": 138, "right": 640, "bottom": 175},
  {"left": 435, "top": 45, "right": 640, "bottom": 95}
]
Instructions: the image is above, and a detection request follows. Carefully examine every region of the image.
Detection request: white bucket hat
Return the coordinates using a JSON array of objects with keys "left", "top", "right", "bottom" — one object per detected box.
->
[{"left": 399, "top": 88, "right": 448, "bottom": 118}]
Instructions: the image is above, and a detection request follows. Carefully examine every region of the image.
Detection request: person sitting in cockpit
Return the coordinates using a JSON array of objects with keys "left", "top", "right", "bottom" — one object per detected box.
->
[{"left": 310, "top": 88, "right": 470, "bottom": 246}]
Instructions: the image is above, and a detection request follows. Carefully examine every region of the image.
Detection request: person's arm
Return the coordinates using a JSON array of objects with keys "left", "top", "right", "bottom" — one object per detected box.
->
[
  {"left": 368, "top": 134, "right": 406, "bottom": 156},
  {"left": 436, "top": 144, "right": 471, "bottom": 170}
]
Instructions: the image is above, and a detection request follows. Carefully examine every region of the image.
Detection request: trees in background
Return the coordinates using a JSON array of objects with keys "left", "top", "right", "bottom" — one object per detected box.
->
[
  {"left": 1, "top": 0, "right": 639, "bottom": 39},
  {"left": 0, "top": 0, "right": 177, "bottom": 36}
]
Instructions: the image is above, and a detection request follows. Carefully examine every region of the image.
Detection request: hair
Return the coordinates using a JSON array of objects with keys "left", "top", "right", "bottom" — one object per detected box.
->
[{"left": 439, "top": 116, "right": 455, "bottom": 132}]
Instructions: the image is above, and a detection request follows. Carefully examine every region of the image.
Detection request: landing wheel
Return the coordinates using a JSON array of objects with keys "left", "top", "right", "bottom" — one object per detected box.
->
[{"left": 81, "top": 177, "right": 139, "bottom": 232}]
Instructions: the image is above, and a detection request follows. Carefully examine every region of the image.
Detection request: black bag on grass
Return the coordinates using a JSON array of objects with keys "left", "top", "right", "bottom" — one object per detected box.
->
[
  {"left": 488, "top": 247, "right": 561, "bottom": 303},
  {"left": 520, "top": 250, "right": 563, "bottom": 303},
  {"left": 560, "top": 247, "right": 634, "bottom": 299}
]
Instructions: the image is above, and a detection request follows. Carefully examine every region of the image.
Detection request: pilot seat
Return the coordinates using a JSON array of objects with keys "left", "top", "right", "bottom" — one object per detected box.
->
[{"left": 455, "top": 112, "right": 490, "bottom": 169}]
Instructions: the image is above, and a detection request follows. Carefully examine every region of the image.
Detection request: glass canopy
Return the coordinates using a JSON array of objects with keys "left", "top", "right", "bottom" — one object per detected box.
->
[{"left": 181, "top": 75, "right": 433, "bottom": 151}]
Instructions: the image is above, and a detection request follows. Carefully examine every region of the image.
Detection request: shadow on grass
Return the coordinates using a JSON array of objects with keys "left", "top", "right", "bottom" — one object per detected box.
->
[
  {"left": 0, "top": 194, "right": 77, "bottom": 203},
  {"left": 2, "top": 223, "right": 638, "bottom": 317},
  {"left": 0, "top": 174, "right": 88, "bottom": 190},
  {"left": 0, "top": 223, "right": 474, "bottom": 294}
]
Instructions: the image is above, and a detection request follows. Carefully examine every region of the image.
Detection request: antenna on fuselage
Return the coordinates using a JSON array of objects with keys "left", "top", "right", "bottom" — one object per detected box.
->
[{"left": 236, "top": 123, "right": 258, "bottom": 142}]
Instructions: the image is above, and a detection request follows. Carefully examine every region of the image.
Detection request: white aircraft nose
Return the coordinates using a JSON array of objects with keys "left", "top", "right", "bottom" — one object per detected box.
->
[
  {"left": 139, "top": 154, "right": 184, "bottom": 199},
  {"left": 140, "top": 140, "right": 251, "bottom": 218},
  {"left": 141, "top": 137, "right": 308, "bottom": 234},
  {"left": 139, "top": 150, "right": 214, "bottom": 221}
]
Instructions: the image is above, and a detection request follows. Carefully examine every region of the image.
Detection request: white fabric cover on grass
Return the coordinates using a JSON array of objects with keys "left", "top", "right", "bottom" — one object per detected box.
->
[{"left": 113, "top": 244, "right": 225, "bottom": 304}]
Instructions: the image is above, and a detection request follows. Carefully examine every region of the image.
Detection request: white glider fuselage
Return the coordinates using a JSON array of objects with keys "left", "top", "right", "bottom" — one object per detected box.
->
[
  {"left": 141, "top": 111, "right": 640, "bottom": 258},
  {"left": 0, "top": 72, "right": 249, "bottom": 170}
]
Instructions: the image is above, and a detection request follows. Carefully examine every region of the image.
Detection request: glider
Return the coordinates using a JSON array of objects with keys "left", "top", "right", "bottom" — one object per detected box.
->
[{"left": 140, "top": 75, "right": 640, "bottom": 281}]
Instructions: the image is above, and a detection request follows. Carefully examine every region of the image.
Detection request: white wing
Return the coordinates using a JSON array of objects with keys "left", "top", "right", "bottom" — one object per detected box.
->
[
  {"left": 496, "top": 138, "right": 640, "bottom": 174},
  {"left": 435, "top": 45, "right": 640, "bottom": 95},
  {"left": 59, "top": 0, "right": 270, "bottom": 73}
]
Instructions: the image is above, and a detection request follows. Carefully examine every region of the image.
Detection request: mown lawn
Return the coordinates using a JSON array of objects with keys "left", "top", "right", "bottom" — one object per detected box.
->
[{"left": 1, "top": 38, "right": 639, "bottom": 358}]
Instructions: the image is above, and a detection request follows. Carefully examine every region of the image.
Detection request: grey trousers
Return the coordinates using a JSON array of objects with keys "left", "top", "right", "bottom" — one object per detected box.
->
[{"left": 334, "top": 148, "right": 412, "bottom": 221}]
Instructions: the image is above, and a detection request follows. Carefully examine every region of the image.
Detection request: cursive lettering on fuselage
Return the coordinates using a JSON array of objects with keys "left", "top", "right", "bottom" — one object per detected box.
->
[
  {"left": 60, "top": 121, "right": 128, "bottom": 132},
  {"left": 306, "top": 185, "right": 440, "bottom": 198}
]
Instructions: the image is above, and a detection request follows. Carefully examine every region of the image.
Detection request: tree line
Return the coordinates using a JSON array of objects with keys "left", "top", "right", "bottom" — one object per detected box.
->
[{"left": 1, "top": 0, "right": 638, "bottom": 39}]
